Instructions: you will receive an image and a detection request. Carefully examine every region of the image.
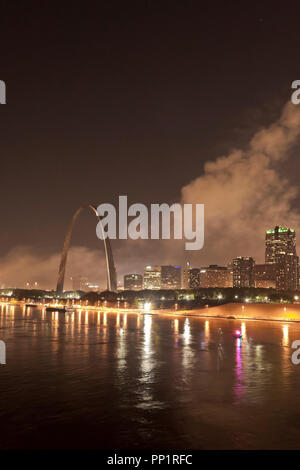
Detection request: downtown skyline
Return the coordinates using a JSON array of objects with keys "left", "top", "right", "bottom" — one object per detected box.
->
[{"left": 1, "top": 223, "right": 299, "bottom": 293}]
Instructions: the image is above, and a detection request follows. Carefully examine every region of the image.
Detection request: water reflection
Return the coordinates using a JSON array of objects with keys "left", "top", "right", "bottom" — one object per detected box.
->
[
  {"left": 234, "top": 337, "right": 244, "bottom": 404},
  {"left": 200, "top": 319, "right": 210, "bottom": 350},
  {"left": 182, "top": 318, "right": 194, "bottom": 375},
  {"left": 173, "top": 318, "right": 179, "bottom": 343},
  {"left": 137, "top": 314, "right": 158, "bottom": 409},
  {"left": 1, "top": 306, "right": 300, "bottom": 449},
  {"left": 281, "top": 324, "right": 291, "bottom": 379},
  {"left": 204, "top": 320, "right": 210, "bottom": 337},
  {"left": 183, "top": 318, "right": 190, "bottom": 345},
  {"left": 143, "top": 314, "right": 152, "bottom": 356},
  {"left": 282, "top": 324, "right": 289, "bottom": 347},
  {"left": 116, "top": 318, "right": 127, "bottom": 378}
]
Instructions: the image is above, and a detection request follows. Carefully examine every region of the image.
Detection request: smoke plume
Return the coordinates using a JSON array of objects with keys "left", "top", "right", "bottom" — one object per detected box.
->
[{"left": 181, "top": 101, "right": 300, "bottom": 266}]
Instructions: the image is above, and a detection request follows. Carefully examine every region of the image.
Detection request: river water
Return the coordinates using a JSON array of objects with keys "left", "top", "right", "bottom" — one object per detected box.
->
[{"left": 0, "top": 304, "right": 300, "bottom": 449}]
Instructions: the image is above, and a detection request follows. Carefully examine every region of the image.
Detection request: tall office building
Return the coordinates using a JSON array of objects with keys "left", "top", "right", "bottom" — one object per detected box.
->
[
  {"left": 143, "top": 266, "right": 161, "bottom": 290},
  {"left": 265, "top": 226, "right": 296, "bottom": 263},
  {"left": 275, "top": 252, "right": 299, "bottom": 291},
  {"left": 161, "top": 266, "right": 181, "bottom": 289},
  {"left": 232, "top": 257, "right": 255, "bottom": 288},
  {"left": 124, "top": 274, "right": 143, "bottom": 290},
  {"left": 188, "top": 268, "right": 200, "bottom": 288},
  {"left": 182, "top": 261, "right": 190, "bottom": 289},
  {"left": 200, "top": 265, "right": 232, "bottom": 288},
  {"left": 265, "top": 226, "right": 298, "bottom": 290}
]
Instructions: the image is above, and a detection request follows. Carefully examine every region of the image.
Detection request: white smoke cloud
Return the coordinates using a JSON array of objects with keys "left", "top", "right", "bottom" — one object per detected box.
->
[
  {"left": 181, "top": 102, "right": 300, "bottom": 266},
  {"left": 0, "top": 246, "right": 107, "bottom": 290}
]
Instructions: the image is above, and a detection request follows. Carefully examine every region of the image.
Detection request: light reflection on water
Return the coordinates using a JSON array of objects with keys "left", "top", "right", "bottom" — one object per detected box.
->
[
  {"left": 282, "top": 324, "right": 289, "bottom": 346},
  {"left": 142, "top": 314, "right": 152, "bottom": 361},
  {"left": 234, "top": 337, "right": 244, "bottom": 404},
  {"left": 0, "top": 306, "right": 300, "bottom": 449}
]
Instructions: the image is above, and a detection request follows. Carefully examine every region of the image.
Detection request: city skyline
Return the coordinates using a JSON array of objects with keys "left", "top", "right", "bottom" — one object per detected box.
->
[
  {"left": 3, "top": 224, "right": 298, "bottom": 293},
  {"left": 121, "top": 225, "right": 298, "bottom": 292}
]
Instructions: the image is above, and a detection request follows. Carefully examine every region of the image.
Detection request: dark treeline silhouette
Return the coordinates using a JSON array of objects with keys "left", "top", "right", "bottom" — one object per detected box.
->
[{"left": 1, "top": 287, "right": 299, "bottom": 309}]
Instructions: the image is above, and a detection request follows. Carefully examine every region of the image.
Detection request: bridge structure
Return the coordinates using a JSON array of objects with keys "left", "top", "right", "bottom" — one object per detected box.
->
[{"left": 56, "top": 204, "right": 117, "bottom": 294}]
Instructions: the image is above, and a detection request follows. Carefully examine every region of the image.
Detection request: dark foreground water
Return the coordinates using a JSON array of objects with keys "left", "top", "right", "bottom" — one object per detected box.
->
[{"left": 0, "top": 304, "right": 300, "bottom": 449}]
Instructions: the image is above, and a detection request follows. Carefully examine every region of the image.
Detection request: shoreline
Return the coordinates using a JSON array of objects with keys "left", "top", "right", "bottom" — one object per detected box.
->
[
  {"left": 152, "top": 302, "right": 300, "bottom": 323},
  {"left": 6, "top": 300, "right": 300, "bottom": 324}
]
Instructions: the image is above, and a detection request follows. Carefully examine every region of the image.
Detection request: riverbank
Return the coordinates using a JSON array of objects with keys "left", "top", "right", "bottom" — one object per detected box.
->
[
  {"left": 4, "top": 300, "right": 300, "bottom": 323},
  {"left": 157, "top": 302, "right": 300, "bottom": 322}
]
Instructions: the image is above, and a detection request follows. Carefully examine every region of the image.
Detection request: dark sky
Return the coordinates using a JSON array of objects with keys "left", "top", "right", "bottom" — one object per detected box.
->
[{"left": 0, "top": 1, "right": 300, "bottom": 287}]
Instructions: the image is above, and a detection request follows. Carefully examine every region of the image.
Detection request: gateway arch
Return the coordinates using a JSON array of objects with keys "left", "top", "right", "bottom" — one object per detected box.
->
[{"left": 56, "top": 205, "right": 117, "bottom": 294}]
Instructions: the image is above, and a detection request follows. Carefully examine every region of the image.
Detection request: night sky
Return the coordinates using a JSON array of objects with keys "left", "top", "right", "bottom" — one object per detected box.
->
[{"left": 1, "top": 1, "right": 300, "bottom": 288}]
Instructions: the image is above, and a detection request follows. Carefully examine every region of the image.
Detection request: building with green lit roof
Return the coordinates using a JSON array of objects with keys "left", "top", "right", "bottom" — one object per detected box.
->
[{"left": 265, "top": 226, "right": 298, "bottom": 290}]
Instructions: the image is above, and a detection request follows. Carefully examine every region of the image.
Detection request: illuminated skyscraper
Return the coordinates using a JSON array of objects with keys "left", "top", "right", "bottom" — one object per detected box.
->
[
  {"left": 161, "top": 266, "right": 181, "bottom": 289},
  {"left": 188, "top": 268, "right": 200, "bottom": 288},
  {"left": 232, "top": 257, "right": 255, "bottom": 288},
  {"left": 143, "top": 266, "right": 161, "bottom": 289},
  {"left": 275, "top": 252, "right": 298, "bottom": 291},
  {"left": 265, "top": 226, "right": 298, "bottom": 290},
  {"left": 182, "top": 261, "right": 190, "bottom": 289},
  {"left": 265, "top": 226, "right": 296, "bottom": 263},
  {"left": 200, "top": 265, "right": 232, "bottom": 288},
  {"left": 124, "top": 274, "right": 143, "bottom": 290}
]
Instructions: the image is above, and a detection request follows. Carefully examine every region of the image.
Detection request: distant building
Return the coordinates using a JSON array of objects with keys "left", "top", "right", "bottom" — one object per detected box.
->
[
  {"left": 188, "top": 268, "right": 200, "bottom": 288},
  {"left": 161, "top": 265, "right": 181, "bottom": 289},
  {"left": 265, "top": 226, "right": 296, "bottom": 263},
  {"left": 124, "top": 274, "right": 143, "bottom": 290},
  {"left": 265, "top": 226, "right": 299, "bottom": 290},
  {"left": 275, "top": 252, "right": 299, "bottom": 291},
  {"left": 143, "top": 266, "right": 161, "bottom": 289},
  {"left": 72, "top": 275, "right": 88, "bottom": 291},
  {"left": 254, "top": 264, "right": 276, "bottom": 288},
  {"left": 200, "top": 265, "right": 232, "bottom": 288},
  {"left": 182, "top": 269, "right": 189, "bottom": 289},
  {"left": 86, "top": 283, "right": 100, "bottom": 292},
  {"left": 232, "top": 257, "right": 255, "bottom": 288},
  {"left": 182, "top": 261, "right": 190, "bottom": 289}
]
